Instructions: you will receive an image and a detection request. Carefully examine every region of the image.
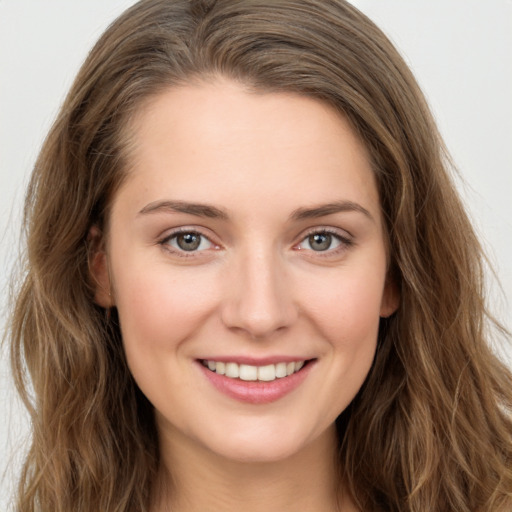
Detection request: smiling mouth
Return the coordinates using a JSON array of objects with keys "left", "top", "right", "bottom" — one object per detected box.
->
[{"left": 200, "top": 360, "right": 311, "bottom": 382}]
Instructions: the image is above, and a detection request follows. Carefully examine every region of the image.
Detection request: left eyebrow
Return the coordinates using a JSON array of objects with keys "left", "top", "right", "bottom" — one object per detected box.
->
[{"left": 289, "top": 201, "right": 374, "bottom": 222}]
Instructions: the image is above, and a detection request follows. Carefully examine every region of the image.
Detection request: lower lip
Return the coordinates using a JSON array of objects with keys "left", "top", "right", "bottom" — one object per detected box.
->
[{"left": 198, "top": 361, "right": 314, "bottom": 404}]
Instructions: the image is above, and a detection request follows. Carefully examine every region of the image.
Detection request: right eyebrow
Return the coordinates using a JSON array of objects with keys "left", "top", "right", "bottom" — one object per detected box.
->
[{"left": 138, "top": 200, "right": 229, "bottom": 220}]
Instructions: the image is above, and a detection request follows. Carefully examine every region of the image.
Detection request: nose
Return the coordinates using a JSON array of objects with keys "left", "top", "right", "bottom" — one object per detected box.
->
[{"left": 220, "top": 248, "right": 298, "bottom": 339}]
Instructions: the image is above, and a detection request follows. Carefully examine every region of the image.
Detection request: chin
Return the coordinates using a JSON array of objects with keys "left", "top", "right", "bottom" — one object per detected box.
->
[
  {"left": 199, "top": 420, "right": 335, "bottom": 465},
  {"left": 215, "top": 441, "right": 300, "bottom": 464}
]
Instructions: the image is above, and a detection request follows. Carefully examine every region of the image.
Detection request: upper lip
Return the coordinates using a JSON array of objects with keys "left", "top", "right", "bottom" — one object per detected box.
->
[{"left": 198, "top": 356, "right": 314, "bottom": 366}]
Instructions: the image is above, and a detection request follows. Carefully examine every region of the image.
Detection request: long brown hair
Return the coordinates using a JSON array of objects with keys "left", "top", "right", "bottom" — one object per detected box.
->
[{"left": 9, "top": 0, "right": 512, "bottom": 510}]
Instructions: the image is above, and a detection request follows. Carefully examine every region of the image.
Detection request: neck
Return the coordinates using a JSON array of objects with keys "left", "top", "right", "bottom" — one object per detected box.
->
[{"left": 152, "top": 423, "right": 357, "bottom": 512}]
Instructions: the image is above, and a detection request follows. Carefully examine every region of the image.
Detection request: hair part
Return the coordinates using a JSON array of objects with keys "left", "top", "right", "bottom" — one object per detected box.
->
[{"left": 9, "top": 1, "right": 512, "bottom": 510}]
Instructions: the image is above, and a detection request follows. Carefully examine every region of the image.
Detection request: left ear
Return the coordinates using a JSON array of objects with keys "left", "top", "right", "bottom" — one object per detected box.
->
[
  {"left": 88, "top": 226, "right": 114, "bottom": 308},
  {"left": 380, "top": 274, "right": 400, "bottom": 318}
]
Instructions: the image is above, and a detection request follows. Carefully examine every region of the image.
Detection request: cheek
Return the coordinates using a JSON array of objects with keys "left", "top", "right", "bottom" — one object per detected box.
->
[
  {"left": 304, "top": 264, "right": 386, "bottom": 344},
  {"left": 111, "top": 262, "right": 221, "bottom": 412},
  {"left": 112, "top": 262, "right": 218, "bottom": 357},
  {"left": 302, "top": 262, "right": 386, "bottom": 390}
]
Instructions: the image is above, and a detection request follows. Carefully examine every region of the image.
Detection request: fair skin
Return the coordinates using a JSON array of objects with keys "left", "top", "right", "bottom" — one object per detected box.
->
[{"left": 92, "top": 79, "right": 397, "bottom": 512}]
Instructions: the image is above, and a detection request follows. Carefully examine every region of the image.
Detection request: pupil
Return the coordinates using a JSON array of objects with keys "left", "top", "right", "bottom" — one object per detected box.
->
[
  {"left": 177, "top": 233, "right": 201, "bottom": 251},
  {"left": 309, "top": 233, "right": 331, "bottom": 251}
]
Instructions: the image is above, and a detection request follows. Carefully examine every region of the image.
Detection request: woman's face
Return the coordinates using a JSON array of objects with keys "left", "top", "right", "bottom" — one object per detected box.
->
[{"left": 93, "top": 79, "right": 397, "bottom": 463}]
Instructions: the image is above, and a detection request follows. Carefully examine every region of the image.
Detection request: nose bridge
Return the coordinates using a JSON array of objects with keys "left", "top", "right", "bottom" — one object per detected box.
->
[{"left": 221, "top": 243, "right": 296, "bottom": 338}]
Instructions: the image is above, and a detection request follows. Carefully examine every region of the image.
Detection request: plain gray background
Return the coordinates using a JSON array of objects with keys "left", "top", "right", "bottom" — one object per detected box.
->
[{"left": 1, "top": 1, "right": 511, "bottom": 508}]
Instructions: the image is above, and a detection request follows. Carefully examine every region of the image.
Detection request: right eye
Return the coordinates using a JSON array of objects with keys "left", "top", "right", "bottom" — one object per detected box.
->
[{"left": 161, "top": 231, "right": 214, "bottom": 253}]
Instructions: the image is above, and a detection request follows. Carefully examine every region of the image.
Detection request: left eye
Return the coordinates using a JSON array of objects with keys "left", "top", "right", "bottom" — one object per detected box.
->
[
  {"left": 165, "top": 232, "right": 213, "bottom": 252},
  {"left": 297, "top": 232, "right": 344, "bottom": 252}
]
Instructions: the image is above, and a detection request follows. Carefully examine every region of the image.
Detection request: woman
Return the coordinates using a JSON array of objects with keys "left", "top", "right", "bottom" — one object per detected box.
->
[{"left": 8, "top": 0, "right": 512, "bottom": 511}]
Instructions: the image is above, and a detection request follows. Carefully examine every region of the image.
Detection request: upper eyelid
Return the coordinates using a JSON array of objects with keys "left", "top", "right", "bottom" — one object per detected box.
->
[
  {"left": 297, "top": 226, "right": 353, "bottom": 242},
  {"left": 160, "top": 226, "right": 216, "bottom": 243}
]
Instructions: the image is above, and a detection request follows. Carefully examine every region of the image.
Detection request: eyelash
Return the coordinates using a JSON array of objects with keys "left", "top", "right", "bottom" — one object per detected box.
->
[{"left": 158, "top": 227, "right": 354, "bottom": 258}]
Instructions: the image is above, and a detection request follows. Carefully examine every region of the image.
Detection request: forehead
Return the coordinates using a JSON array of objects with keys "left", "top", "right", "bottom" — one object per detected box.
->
[{"left": 114, "top": 79, "right": 380, "bottom": 223}]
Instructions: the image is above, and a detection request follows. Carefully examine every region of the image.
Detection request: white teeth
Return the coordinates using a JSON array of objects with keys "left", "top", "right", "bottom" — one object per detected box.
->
[
  {"left": 204, "top": 360, "right": 307, "bottom": 381},
  {"left": 239, "top": 364, "right": 258, "bottom": 381},
  {"left": 258, "top": 364, "right": 276, "bottom": 381},
  {"left": 275, "top": 362, "right": 287, "bottom": 378},
  {"left": 225, "top": 362, "right": 239, "bottom": 378}
]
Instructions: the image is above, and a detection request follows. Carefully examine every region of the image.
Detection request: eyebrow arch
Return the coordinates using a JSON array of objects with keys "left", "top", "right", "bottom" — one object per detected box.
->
[
  {"left": 138, "top": 200, "right": 229, "bottom": 220},
  {"left": 290, "top": 201, "right": 374, "bottom": 222}
]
